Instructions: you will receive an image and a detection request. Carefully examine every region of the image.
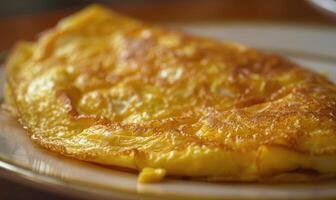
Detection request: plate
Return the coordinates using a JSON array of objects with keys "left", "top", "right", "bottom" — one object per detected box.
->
[{"left": 1, "top": 22, "right": 336, "bottom": 200}]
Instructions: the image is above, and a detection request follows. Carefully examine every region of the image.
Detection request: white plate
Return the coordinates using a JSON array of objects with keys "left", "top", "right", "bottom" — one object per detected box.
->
[{"left": 1, "top": 22, "right": 336, "bottom": 200}]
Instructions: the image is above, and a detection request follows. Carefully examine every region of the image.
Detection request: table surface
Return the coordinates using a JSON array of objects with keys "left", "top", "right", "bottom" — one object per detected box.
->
[
  {"left": 0, "top": 0, "right": 335, "bottom": 199},
  {"left": 0, "top": 178, "right": 77, "bottom": 200}
]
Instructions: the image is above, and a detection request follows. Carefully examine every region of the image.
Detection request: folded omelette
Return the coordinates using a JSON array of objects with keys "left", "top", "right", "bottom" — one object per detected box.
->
[{"left": 4, "top": 5, "right": 336, "bottom": 183}]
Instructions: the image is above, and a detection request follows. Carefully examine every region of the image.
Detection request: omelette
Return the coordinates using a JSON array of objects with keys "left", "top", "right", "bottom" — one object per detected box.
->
[{"left": 3, "top": 5, "right": 336, "bottom": 183}]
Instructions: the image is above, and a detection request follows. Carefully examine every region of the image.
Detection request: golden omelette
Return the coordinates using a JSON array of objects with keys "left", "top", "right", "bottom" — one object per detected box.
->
[{"left": 3, "top": 5, "right": 336, "bottom": 183}]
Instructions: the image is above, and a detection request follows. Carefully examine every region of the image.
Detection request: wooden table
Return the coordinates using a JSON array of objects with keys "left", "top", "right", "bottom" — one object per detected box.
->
[
  {"left": 0, "top": 178, "right": 77, "bottom": 200},
  {"left": 0, "top": 0, "right": 335, "bottom": 199}
]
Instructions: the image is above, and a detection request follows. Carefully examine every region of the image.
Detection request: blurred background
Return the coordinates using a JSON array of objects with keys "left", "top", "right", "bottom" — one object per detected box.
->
[
  {"left": 0, "top": 0, "right": 336, "bottom": 200},
  {"left": 0, "top": 0, "right": 336, "bottom": 52}
]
